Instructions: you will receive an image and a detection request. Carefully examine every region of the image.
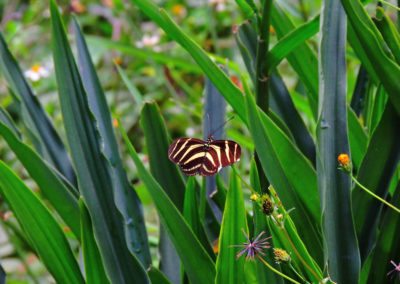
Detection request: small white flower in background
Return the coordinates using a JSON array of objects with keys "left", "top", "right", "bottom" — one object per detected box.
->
[
  {"left": 24, "top": 64, "right": 50, "bottom": 82},
  {"left": 136, "top": 34, "right": 160, "bottom": 49},
  {"left": 208, "top": 0, "right": 227, "bottom": 12}
]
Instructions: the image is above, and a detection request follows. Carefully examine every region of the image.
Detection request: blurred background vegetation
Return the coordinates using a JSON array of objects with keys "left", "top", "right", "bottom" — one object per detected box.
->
[{"left": 0, "top": 0, "right": 399, "bottom": 282}]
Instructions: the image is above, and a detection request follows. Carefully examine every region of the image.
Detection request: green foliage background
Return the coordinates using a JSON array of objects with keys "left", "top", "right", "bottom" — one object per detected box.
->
[{"left": 0, "top": 0, "right": 399, "bottom": 283}]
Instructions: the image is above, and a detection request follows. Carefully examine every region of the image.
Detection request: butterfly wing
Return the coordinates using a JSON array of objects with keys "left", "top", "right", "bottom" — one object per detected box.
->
[
  {"left": 168, "top": 138, "right": 241, "bottom": 176},
  {"left": 168, "top": 138, "right": 205, "bottom": 164},
  {"left": 209, "top": 140, "right": 241, "bottom": 167}
]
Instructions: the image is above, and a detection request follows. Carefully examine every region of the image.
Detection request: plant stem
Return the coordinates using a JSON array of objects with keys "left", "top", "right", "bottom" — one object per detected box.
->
[
  {"left": 289, "top": 263, "right": 307, "bottom": 283},
  {"left": 351, "top": 175, "right": 400, "bottom": 213},
  {"left": 281, "top": 226, "right": 321, "bottom": 281},
  {"left": 255, "top": 0, "right": 272, "bottom": 112},
  {"left": 257, "top": 255, "right": 301, "bottom": 284},
  {"left": 233, "top": 167, "right": 257, "bottom": 195}
]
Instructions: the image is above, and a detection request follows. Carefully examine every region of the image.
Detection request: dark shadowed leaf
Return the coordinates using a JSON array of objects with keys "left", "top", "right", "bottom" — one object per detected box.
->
[
  {"left": 121, "top": 124, "right": 216, "bottom": 284},
  {"left": 317, "top": 1, "right": 360, "bottom": 281},
  {"left": 0, "top": 32, "right": 76, "bottom": 186},
  {"left": 353, "top": 103, "right": 400, "bottom": 261},
  {"left": 79, "top": 199, "right": 110, "bottom": 284},
  {"left": 50, "top": 1, "right": 149, "bottom": 282},
  {"left": 73, "top": 18, "right": 151, "bottom": 267}
]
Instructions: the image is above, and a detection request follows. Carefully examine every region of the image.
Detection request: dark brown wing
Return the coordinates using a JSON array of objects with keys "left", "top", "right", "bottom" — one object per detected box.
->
[
  {"left": 209, "top": 140, "right": 241, "bottom": 167},
  {"left": 168, "top": 137, "right": 219, "bottom": 176},
  {"left": 168, "top": 138, "right": 240, "bottom": 176},
  {"left": 168, "top": 138, "right": 205, "bottom": 164}
]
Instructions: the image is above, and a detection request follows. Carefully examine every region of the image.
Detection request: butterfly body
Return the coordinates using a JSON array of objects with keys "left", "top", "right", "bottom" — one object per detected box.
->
[{"left": 168, "top": 137, "right": 241, "bottom": 176}]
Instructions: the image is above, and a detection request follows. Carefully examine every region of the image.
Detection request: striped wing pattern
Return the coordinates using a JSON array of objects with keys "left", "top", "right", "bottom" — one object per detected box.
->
[{"left": 168, "top": 137, "right": 241, "bottom": 176}]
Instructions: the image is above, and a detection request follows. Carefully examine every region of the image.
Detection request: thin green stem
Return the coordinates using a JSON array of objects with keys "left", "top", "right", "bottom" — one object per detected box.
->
[
  {"left": 257, "top": 255, "right": 301, "bottom": 284},
  {"left": 351, "top": 175, "right": 400, "bottom": 213},
  {"left": 289, "top": 263, "right": 307, "bottom": 283},
  {"left": 378, "top": 0, "right": 400, "bottom": 11},
  {"left": 233, "top": 167, "right": 257, "bottom": 195},
  {"left": 280, "top": 226, "right": 321, "bottom": 281}
]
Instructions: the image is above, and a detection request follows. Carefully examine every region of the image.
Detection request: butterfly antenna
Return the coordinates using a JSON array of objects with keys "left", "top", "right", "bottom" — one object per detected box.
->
[{"left": 209, "top": 115, "right": 235, "bottom": 138}]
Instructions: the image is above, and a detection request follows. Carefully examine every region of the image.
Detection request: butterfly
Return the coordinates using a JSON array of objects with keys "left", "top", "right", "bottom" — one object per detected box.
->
[{"left": 168, "top": 137, "right": 241, "bottom": 176}]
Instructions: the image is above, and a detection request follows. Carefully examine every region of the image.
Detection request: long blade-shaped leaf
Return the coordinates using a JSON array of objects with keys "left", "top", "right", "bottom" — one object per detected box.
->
[
  {"left": 340, "top": 0, "right": 400, "bottom": 113},
  {"left": 120, "top": 125, "right": 216, "bottom": 284},
  {"left": 245, "top": 92, "right": 323, "bottom": 264},
  {"left": 0, "top": 121, "right": 80, "bottom": 237},
  {"left": 140, "top": 102, "right": 184, "bottom": 281},
  {"left": 0, "top": 162, "right": 84, "bottom": 284},
  {"left": 140, "top": 102, "right": 185, "bottom": 209},
  {"left": 361, "top": 185, "right": 400, "bottom": 283},
  {"left": 235, "top": 23, "right": 316, "bottom": 164},
  {"left": 0, "top": 107, "right": 19, "bottom": 136},
  {"left": 352, "top": 103, "right": 400, "bottom": 260},
  {"left": 215, "top": 170, "right": 247, "bottom": 284},
  {"left": 267, "top": 15, "right": 320, "bottom": 72},
  {"left": 183, "top": 177, "right": 215, "bottom": 259},
  {"left": 317, "top": 1, "right": 360, "bottom": 282},
  {"left": 50, "top": 1, "right": 148, "bottom": 282},
  {"left": 79, "top": 199, "right": 110, "bottom": 284},
  {"left": 73, "top": 18, "right": 151, "bottom": 266},
  {"left": 270, "top": 74, "right": 316, "bottom": 164},
  {"left": 0, "top": 33, "right": 76, "bottom": 186},
  {"left": 271, "top": 3, "right": 318, "bottom": 118}
]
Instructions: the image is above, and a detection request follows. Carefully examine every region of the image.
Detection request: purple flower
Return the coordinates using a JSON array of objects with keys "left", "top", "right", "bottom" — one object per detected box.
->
[
  {"left": 232, "top": 230, "right": 271, "bottom": 261},
  {"left": 388, "top": 260, "right": 400, "bottom": 280}
]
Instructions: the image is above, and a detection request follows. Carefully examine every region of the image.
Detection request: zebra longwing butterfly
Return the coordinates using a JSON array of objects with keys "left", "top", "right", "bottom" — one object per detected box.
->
[{"left": 168, "top": 137, "right": 241, "bottom": 176}]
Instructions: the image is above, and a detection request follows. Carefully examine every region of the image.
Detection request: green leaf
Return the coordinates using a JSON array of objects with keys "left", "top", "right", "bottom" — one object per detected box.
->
[
  {"left": 120, "top": 124, "right": 216, "bottom": 284},
  {"left": 140, "top": 102, "right": 185, "bottom": 281},
  {"left": 360, "top": 184, "right": 400, "bottom": 284},
  {"left": 270, "top": 74, "right": 316, "bottom": 164},
  {"left": 0, "top": 121, "right": 80, "bottom": 237},
  {"left": 73, "top": 18, "right": 151, "bottom": 266},
  {"left": 215, "top": 170, "right": 247, "bottom": 284},
  {"left": 115, "top": 64, "right": 143, "bottom": 105},
  {"left": 267, "top": 187, "right": 323, "bottom": 282},
  {"left": 183, "top": 177, "right": 215, "bottom": 259},
  {"left": 249, "top": 160, "right": 280, "bottom": 284},
  {"left": 50, "top": 1, "right": 149, "bottom": 283},
  {"left": 267, "top": 15, "right": 320, "bottom": 72},
  {"left": 140, "top": 102, "right": 185, "bottom": 209},
  {"left": 147, "top": 267, "right": 172, "bottom": 284},
  {"left": 0, "top": 162, "right": 84, "bottom": 284},
  {"left": 374, "top": 7, "right": 400, "bottom": 64},
  {"left": 245, "top": 92, "right": 323, "bottom": 265},
  {"left": 348, "top": 108, "right": 367, "bottom": 170},
  {"left": 271, "top": 3, "right": 318, "bottom": 119},
  {"left": 347, "top": 24, "right": 380, "bottom": 84},
  {"left": 236, "top": 23, "right": 316, "bottom": 163},
  {"left": 234, "top": 0, "right": 256, "bottom": 19},
  {"left": 0, "top": 32, "right": 76, "bottom": 185},
  {"left": 352, "top": 103, "right": 400, "bottom": 261},
  {"left": 0, "top": 107, "right": 20, "bottom": 136},
  {"left": 79, "top": 199, "right": 110, "bottom": 284},
  {"left": 317, "top": 1, "right": 360, "bottom": 281},
  {"left": 340, "top": 0, "right": 400, "bottom": 113}
]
